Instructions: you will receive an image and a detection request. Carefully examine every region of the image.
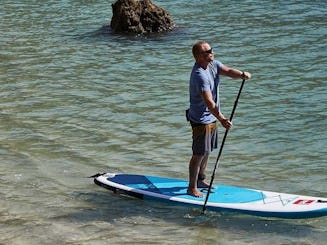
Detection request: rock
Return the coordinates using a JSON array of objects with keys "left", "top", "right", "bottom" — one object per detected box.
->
[{"left": 110, "top": 0, "right": 175, "bottom": 34}]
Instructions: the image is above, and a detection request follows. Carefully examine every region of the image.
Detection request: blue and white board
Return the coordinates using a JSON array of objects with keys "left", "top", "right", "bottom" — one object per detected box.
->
[{"left": 93, "top": 173, "right": 327, "bottom": 219}]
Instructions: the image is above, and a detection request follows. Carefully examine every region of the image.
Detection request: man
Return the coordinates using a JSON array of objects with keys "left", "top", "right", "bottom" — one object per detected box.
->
[{"left": 187, "top": 41, "right": 251, "bottom": 197}]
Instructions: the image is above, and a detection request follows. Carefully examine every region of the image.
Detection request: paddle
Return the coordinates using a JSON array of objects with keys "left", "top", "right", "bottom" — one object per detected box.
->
[{"left": 202, "top": 78, "right": 246, "bottom": 214}]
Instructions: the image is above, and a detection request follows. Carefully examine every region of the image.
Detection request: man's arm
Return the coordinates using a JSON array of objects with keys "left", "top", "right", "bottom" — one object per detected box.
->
[
  {"left": 201, "top": 90, "right": 232, "bottom": 130},
  {"left": 219, "top": 64, "right": 251, "bottom": 80}
]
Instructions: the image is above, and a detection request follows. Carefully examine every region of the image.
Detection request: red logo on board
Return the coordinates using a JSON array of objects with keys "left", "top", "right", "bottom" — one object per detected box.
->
[{"left": 293, "top": 199, "right": 315, "bottom": 205}]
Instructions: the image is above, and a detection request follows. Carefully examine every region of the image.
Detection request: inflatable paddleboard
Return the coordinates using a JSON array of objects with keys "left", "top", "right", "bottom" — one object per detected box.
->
[{"left": 93, "top": 173, "right": 327, "bottom": 219}]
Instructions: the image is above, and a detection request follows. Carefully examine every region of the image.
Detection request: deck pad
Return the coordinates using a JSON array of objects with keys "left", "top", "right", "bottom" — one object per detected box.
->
[{"left": 111, "top": 174, "right": 265, "bottom": 203}]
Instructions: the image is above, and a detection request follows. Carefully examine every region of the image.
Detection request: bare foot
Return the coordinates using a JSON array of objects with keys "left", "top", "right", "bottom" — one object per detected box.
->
[
  {"left": 197, "top": 180, "right": 210, "bottom": 188},
  {"left": 187, "top": 187, "right": 203, "bottom": 197}
]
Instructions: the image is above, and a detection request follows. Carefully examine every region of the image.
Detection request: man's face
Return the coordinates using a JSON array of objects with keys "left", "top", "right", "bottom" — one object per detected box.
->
[{"left": 201, "top": 43, "right": 214, "bottom": 62}]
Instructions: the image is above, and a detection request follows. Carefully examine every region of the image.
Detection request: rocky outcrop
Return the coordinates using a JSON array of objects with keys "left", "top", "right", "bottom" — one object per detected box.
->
[{"left": 110, "top": 0, "right": 175, "bottom": 34}]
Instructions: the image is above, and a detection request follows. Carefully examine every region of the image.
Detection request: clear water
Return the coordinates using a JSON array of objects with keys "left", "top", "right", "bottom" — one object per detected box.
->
[{"left": 1, "top": 0, "right": 326, "bottom": 244}]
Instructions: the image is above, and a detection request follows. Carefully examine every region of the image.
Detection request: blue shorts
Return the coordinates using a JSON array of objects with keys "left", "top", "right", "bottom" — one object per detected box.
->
[{"left": 191, "top": 122, "right": 217, "bottom": 156}]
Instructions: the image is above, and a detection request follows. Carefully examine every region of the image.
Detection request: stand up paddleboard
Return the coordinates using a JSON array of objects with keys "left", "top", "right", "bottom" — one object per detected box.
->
[{"left": 93, "top": 172, "right": 327, "bottom": 219}]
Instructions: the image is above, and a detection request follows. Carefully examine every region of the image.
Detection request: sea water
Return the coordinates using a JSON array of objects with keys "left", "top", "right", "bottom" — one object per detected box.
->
[{"left": 1, "top": 0, "right": 326, "bottom": 244}]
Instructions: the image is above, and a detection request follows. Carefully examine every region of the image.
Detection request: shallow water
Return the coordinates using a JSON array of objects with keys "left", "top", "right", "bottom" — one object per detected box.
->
[{"left": 1, "top": 0, "right": 326, "bottom": 244}]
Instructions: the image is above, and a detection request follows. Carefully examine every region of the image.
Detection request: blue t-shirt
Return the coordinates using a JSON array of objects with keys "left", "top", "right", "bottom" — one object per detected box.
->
[{"left": 188, "top": 60, "right": 223, "bottom": 124}]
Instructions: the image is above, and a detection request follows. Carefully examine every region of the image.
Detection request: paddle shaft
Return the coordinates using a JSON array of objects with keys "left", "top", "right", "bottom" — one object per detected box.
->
[{"left": 202, "top": 79, "right": 246, "bottom": 213}]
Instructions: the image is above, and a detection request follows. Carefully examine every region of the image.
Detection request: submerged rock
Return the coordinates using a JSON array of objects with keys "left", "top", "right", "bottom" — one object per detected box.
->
[{"left": 110, "top": 0, "right": 175, "bottom": 34}]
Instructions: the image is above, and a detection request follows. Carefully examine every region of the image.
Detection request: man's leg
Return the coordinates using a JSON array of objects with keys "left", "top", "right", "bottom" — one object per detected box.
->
[
  {"left": 187, "top": 154, "right": 204, "bottom": 197},
  {"left": 198, "top": 153, "right": 210, "bottom": 188}
]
